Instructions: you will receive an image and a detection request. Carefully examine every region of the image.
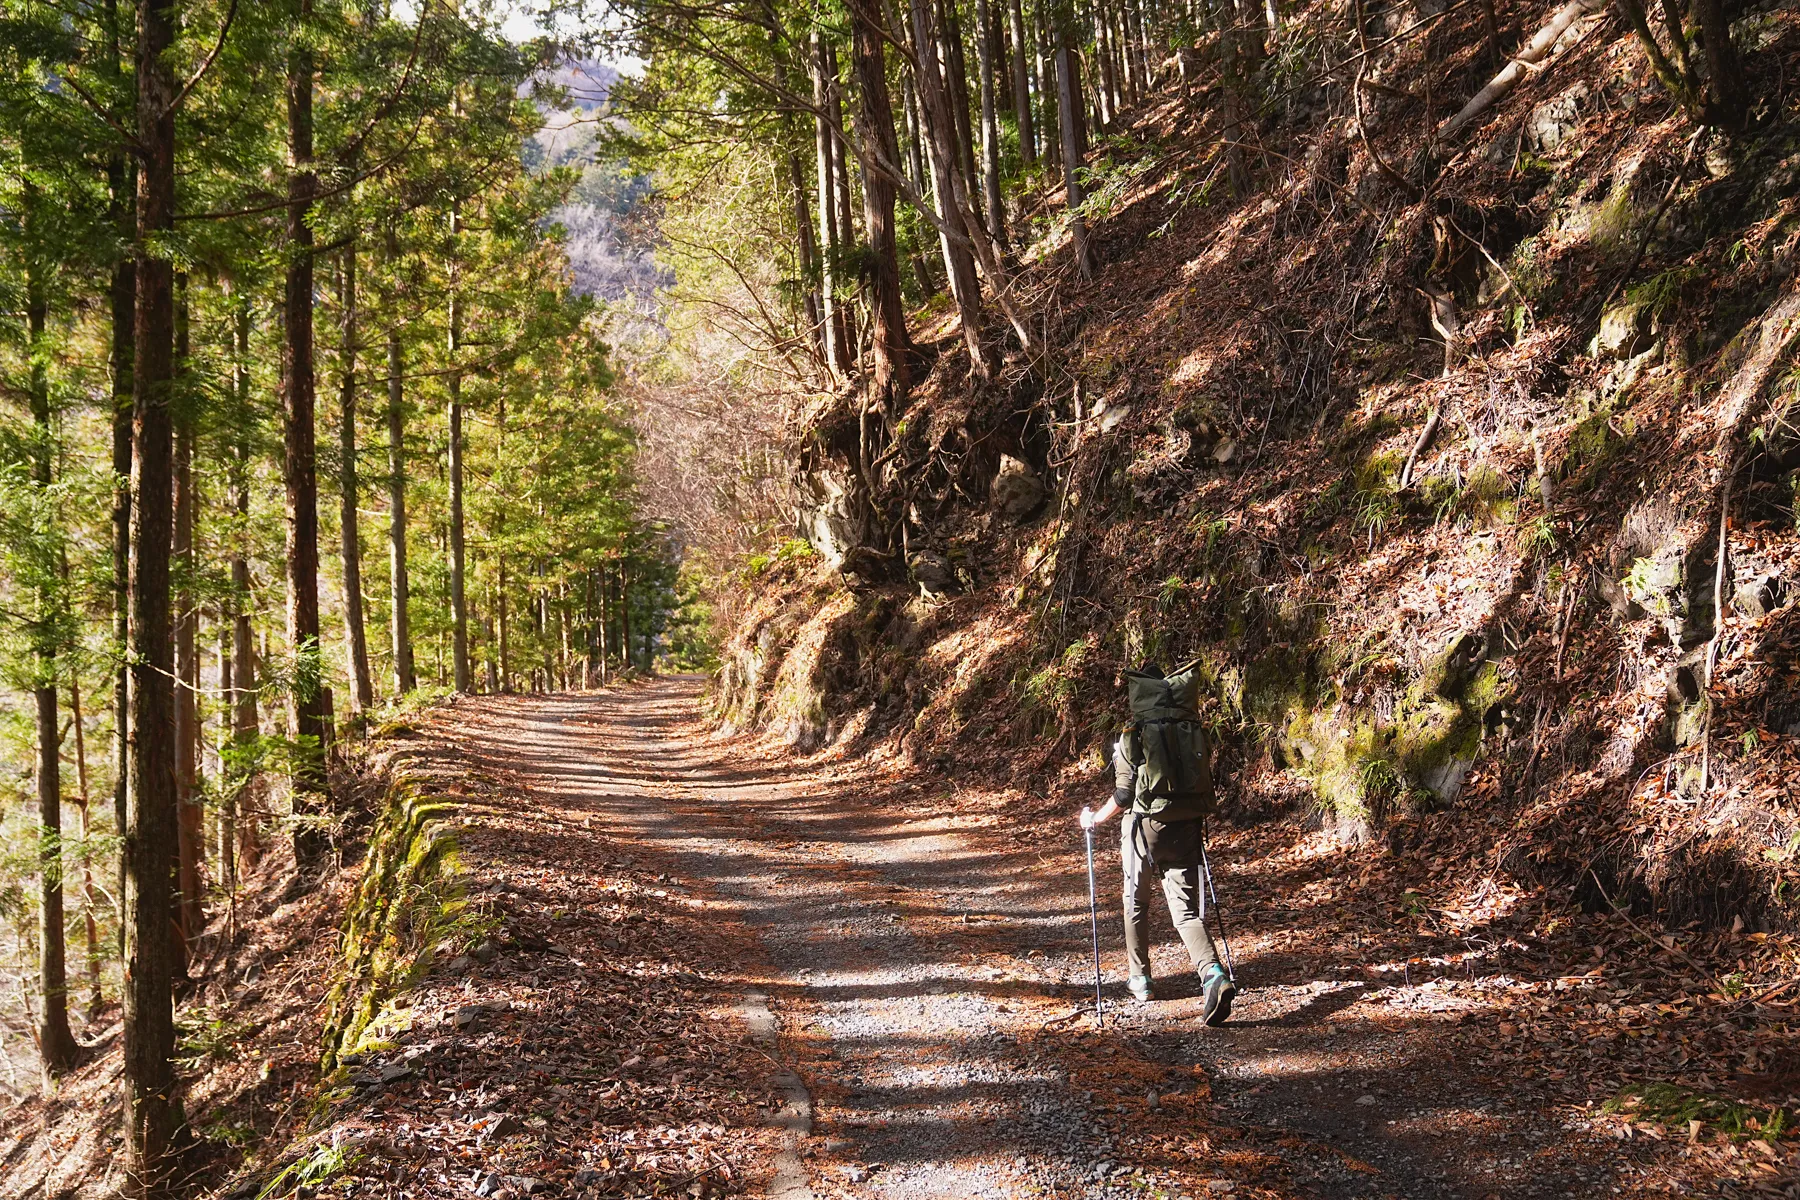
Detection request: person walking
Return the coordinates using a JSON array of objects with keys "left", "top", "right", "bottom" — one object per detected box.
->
[{"left": 1079, "top": 660, "right": 1237, "bottom": 1025}]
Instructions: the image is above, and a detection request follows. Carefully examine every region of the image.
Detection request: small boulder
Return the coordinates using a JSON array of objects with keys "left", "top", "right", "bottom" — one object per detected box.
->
[
  {"left": 908, "top": 551, "right": 957, "bottom": 597},
  {"left": 989, "top": 455, "right": 1046, "bottom": 521},
  {"left": 1527, "top": 82, "right": 1590, "bottom": 151},
  {"left": 478, "top": 1112, "right": 523, "bottom": 1139},
  {"left": 1416, "top": 756, "right": 1473, "bottom": 805},
  {"left": 1596, "top": 572, "right": 1644, "bottom": 621},
  {"left": 1674, "top": 701, "right": 1708, "bottom": 746},
  {"left": 1665, "top": 664, "right": 1700, "bottom": 704},
  {"left": 795, "top": 466, "right": 865, "bottom": 570},
  {"left": 1734, "top": 573, "right": 1787, "bottom": 620},
  {"left": 1598, "top": 300, "right": 1653, "bottom": 360},
  {"left": 1421, "top": 630, "right": 1486, "bottom": 698},
  {"left": 1623, "top": 548, "right": 1693, "bottom": 644}
]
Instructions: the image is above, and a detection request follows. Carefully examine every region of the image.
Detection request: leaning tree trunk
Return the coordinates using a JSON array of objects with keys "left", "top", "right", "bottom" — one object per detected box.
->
[
  {"left": 1036, "top": 2, "right": 1060, "bottom": 172},
  {"left": 337, "top": 245, "right": 374, "bottom": 713},
  {"left": 943, "top": 0, "right": 982, "bottom": 222},
  {"left": 1055, "top": 26, "right": 1094, "bottom": 276},
  {"left": 974, "top": 0, "right": 1008, "bottom": 246},
  {"left": 284, "top": 0, "right": 329, "bottom": 863},
  {"left": 850, "top": 0, "right": 916, "bottom": 404},
  {"left": 812, "top": 32, "right": 849, "bottom": 377},
  {"left": 124, "top": 0, "right": 181, "bottom": 1188},
  {"left": 24, "top": 197, "right": 78, "bottom": 1076},
  {"left": 1008, "top": 0, "right": 1037, "bottom": 166},
  {"left": 911, "top": 0, "right": 992, "bottom": 373}
]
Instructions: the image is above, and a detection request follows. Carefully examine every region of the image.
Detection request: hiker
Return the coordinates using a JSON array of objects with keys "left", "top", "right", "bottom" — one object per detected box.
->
[{"left": 1079, "top": 660, "right": 1236, "bottom": 1026}]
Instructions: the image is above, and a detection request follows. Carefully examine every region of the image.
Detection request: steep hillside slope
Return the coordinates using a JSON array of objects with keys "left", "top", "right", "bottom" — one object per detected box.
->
[{"left": 719, "top": 3, "right": 1800, "bottom": 941}]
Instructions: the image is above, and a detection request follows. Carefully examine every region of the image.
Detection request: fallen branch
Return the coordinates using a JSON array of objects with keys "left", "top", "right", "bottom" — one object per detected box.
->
[
  {"left": 1598, "top": 131, "right": 1702, "bottom": 314},
  {"left": 1354, "top": 56, "right": 1422, "bottom": 200},
  {"left": 1398, "top": 408, "right": 1442, "bottom": 490},
  {"left": 1424, "top": 281, "right": 1461, "bottom": 375},
  {"left": 1553, "top": 563, "right": 1582, "bottom": 680},
  {"left": 1699, "top": 460, "right": 1733, "bottom": 793},
  {"left": 1589, "top": 870, "right": 1723, "bottom": 991},
  {"left": 1439, "top": 0, "right": 1608, "bottom": 140}
]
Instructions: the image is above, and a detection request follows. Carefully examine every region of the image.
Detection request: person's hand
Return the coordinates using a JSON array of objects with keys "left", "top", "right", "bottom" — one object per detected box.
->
[{"left": 1079, "top": 807, "right": 1096, "bottom": 830}]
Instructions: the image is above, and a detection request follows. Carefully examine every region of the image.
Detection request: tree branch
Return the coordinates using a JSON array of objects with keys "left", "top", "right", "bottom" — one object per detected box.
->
[
  {"left": 1439, "top": 0, "right": 1608, "bottom": 140},
  {"left": 55, "top": 72, "right": 141, "bottom": 156},
  {"left": 333, "top": 0, "right": 433, "bottom": 165},
  {"left": 165, "top": 0, "right": 242, "bottom": 117}
]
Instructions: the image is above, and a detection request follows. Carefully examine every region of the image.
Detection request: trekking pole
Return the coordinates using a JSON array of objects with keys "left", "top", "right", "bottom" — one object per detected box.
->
[
  {"left": 1084, "top": 820, "right": 1104, "bottom": 1026},
  {"left": 1198, "top": 820, "right": 1236, "bottom": 982}
]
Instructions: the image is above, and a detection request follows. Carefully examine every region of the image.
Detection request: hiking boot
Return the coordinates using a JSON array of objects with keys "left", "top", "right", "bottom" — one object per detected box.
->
[
  {"left": 1127, "top": 974, "right": 1156, "bottom": 1003},
  {"left": 1201, "top": 964, "right": 1236, "bottom": 1026}
]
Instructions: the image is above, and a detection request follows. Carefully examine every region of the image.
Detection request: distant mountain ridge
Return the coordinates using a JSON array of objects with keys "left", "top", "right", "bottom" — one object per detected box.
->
[{"left": 528, "top": 57, "right": 666, "bottom": 307}]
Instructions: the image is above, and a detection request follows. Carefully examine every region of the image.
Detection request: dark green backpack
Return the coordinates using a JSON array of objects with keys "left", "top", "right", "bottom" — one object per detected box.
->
[{"left": 1120, "top": 665, "right": 1214, "bottom": 819}]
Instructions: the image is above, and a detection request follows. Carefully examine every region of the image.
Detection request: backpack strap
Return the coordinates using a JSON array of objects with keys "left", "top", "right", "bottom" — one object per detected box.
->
[{"left": 1120, "top": 720, "right": 1144, "bottom": 767}]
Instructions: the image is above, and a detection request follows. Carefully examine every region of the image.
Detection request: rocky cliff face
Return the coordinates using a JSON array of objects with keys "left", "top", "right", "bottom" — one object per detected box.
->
[{"left": 719, "top": 6, "right": 1800, "bottom": 932}]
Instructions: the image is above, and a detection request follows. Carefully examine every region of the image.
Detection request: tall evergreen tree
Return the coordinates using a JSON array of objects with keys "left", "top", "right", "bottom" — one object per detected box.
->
[{"left": 123, "top": 0, "right": 182, "bottom": 1187}]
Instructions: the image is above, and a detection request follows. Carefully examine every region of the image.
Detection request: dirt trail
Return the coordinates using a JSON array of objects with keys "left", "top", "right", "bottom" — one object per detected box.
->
[{"left": 435, "top": 681, "right": 1682, "bottom": 1199}]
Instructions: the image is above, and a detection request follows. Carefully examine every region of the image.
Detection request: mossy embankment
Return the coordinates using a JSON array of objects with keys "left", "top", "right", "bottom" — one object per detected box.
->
[
  {"left": 715, "top": 1, "right": 1800, "bottom": 934},
  {"left": 319, "top": 765, "right": 470, "bottom": 1072}
]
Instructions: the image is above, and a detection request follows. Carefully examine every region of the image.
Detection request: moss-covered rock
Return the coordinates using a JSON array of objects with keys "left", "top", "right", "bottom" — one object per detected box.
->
[{"left": 1217, "top": 622, "right": 1504, "bottom": 830}]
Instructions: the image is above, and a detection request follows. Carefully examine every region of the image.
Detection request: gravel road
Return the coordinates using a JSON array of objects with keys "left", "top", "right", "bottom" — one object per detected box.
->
[{"left": 478, "top": 681, "right": 1663, "bottom": 1200}]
